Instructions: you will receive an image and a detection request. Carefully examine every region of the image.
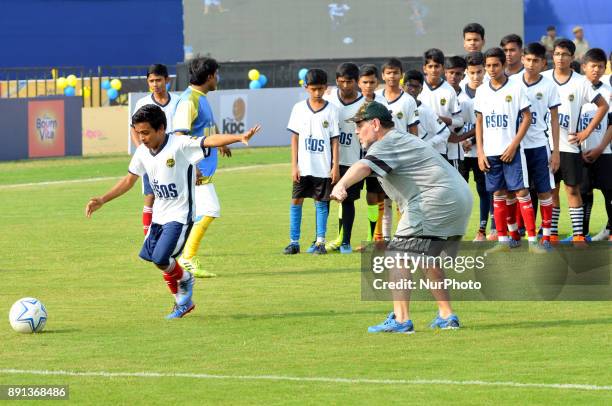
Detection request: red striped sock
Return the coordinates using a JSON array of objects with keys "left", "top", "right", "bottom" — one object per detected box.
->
[
  {"left": 540, "top": 197, "right": 553, "bottom": 242},
  {"left": 505, "top": 198, "right": 520, "bottom": 240},
  {"left": 162, "top": 260, "right": 183, "bottom": 295},
  {"left": 518, "top": 195, "right": 536, "bottom": 240},
  {"left": 493, "top": 195, "right": 508, "bottom": 238},
  {"left": 143, "top": 206, "right": 153, "bottom": 235}
]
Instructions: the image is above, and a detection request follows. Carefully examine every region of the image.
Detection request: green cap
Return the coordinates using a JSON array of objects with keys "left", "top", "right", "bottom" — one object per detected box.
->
[{"left": 346, "top": 101, "right": 393, "bottom": 124}]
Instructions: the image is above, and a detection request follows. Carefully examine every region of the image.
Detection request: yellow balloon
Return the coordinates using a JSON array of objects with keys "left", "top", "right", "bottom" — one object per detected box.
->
[
  {"left": 298, "top": 79, "right": 304, "bottom": 86},
  {"left": 110, "top": 78, "right": 122, "bottom": 90},
  {"left": 83, "top": 86, "right": 91, "bottom": 98},
  {"left": 56, "top": 77, "right": 67, "bottom": 90},
  {"left": 248, "top": 69, "right": 260, "bottom": 81},
  {"left": 399, "top": 77, "right": 404, "bottom": 86},
  {"left": 67, "top": 74, "right": 78, "bottom": 87}
]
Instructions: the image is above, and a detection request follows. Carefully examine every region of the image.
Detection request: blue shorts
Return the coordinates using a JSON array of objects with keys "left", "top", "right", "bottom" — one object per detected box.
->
[
  {"left": 485, "top": 150, "right": 529, "bottom": 192},
  {"left": 142, "top": 173, "right": 153, "bottom": 196},
  {"left": 139, "top": 222, "right": 193, "bottom": 266},
  {"left": 524, "top": 145, "right": 555, "bottom": 193}
]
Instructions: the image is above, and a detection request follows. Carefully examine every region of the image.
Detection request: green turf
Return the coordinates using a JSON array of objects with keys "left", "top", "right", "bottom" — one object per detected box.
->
[{"left": 0, "top": 148, "right": 610, "bottom": 404}]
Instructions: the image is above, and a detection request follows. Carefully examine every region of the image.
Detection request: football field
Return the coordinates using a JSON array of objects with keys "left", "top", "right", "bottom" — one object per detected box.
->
[{"left": 1, "top": 147, "right": 611, "bottom": 404}]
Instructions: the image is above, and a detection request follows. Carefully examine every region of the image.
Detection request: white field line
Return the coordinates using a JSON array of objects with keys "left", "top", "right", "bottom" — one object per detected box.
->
[
  {"left": 0, "top": 369, "right": 610, "bottom": 391},
  {"left": 4, "top": 163, "right": 290, "bottom": 189}
]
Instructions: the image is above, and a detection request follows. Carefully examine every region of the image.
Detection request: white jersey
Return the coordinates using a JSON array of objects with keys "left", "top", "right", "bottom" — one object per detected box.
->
[
  {"left": 416, "top": 101, "right": 449, "bottom": 154},
  {"left": 134, "top": 93, "right": 179, "bottom": 132},
  {"left": 324, "top": 90, "right": 365, "bottom": 166},
  {"left": 517, "top": 74, "right": 561, "bottom": 149},
  {"left": 287, "top": 100, "right": 340, "bottom": 178},
  {"left": 474, "top": 78, "right": 531, "bottom": 156},
  {"left": 579, "top": 80, "right": 612, "bottom": 154},
  {"left": 129, "top": 134, "right": 205, "bottom": 225},
  {"left": 418, "top": 79, "right": 463, "bottom": 159},
  {"left": 375, "top": 89, "right": 419, "bottom": 133},
  {"left": 541, "top": 69, "right": 603, "bottom": 153},
  {"left": 460, "top": 84, "right": 478, "bottom": 158}
]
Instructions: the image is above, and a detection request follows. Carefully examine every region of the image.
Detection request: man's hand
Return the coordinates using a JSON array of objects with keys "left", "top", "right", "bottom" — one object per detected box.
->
[
  {"left": 241, "top": 124, "right": 262, "bottom": 146},
  {"left": 292, "top": 165, "right": 300, "bottom": 183},
  {"left": 478, "top": 154, "right": 490, "bottom": 172},
  {"left": 568, "top": 131, "right": 589, "bottom": 145},
  {"left": 500, "top": 143, "right": 518, "bottom": 163},
  {"left": 85, "top": 197, "right": 104, "bottom": 218},
  {"left": 219, "top": 146, "right": 232, "bottom": 157},
  {"left": 462, "top": 139, "right": 472, "bottom": 153},
  {"left": 550, "top": 150, "right": 560, "bottom": 173},
  {"left": 330, "top": 183, "right": 348, "bottom": 202},
  {"left": 582, "top": 147, "right": 603, "bottom": 164}
]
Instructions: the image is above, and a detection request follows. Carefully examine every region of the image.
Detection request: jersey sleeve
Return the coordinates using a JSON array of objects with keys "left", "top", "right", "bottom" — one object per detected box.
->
[
  {"left": 359, "top": 137, "right": 399, "bottom": 177},
  {"left": 128, "top": 150, "right": 145, "bottom": 177},
  {"left": 450, "top": 91, "right": 462, "bottom": 115},
  {"left": 173, "top": 99, "right": 197, "bottom": 134},
  {"left": 329, "top": 108, "right": 340, "bottom": 139},
  {"left": 180, "top": 135, "right": 207, "bottom": 165},
  {"left": 519, "top": 86, "right": 531, "bottom": 112},
  {"left": 548, "top": 83, "right": 561, "bottom": 109},
  {"left": 287, "top": 104, "right": 301, "bottom": 135},
  {"left": 405, "top": 96, "right": 419, "bottom": 128},
  {"left": 473, "top": 89, "right": 482, "bottom": 115},
  {"left": 583, "top": 79, "right": 603, "bottom": 105}
]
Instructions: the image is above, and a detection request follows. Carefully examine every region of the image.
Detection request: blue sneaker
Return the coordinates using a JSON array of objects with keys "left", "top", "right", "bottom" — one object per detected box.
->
[
  {"left": 540, "top": 239, "right": 553, "bottom": 251},
  {"left": 368, "top": 312, "right": 415, "bottom": 334},
  {"left": 166, "top": 300, "right": 196, "bottom": 319},
  {"left": 508, "top": 239, "right": 521, "bottom": 248},
  {"left": 283, "top": 243, "right": 300, "bottom": 255},
  {"left": 306, "top": 241, "right": 317, "bottom": 254},
  {"left": 312, "top": 242, "right": 327, "bottom": 255},
  {"left": 429, "top": 313, "right": 460, "bottom": 329},
  {"left": 176, "top": 271, "right": 195, "bottom": 306},
  {"left": 339, "top": 243, "right": 352, "bottom": 254}
]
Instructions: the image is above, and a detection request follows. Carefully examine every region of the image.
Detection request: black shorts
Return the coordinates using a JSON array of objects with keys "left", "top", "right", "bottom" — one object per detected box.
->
[
  {"left": 554, "top": 152, "right": 583, "bottom": 186},
  {"left": 365, "top": 176, "right": 385, "bottom": 194},
  {"left": 387, "top": 235, "right": 463, "bottom": 258},
  {"left": 292, "top": 176, "right": 332, "bottom": 201},
  {"left": 340, "top": 165, "right": 363, "bottom": 201},
  {"left": 581, "top": 154, "right": 612, "bottom": 192},
  {"left": 459, "top": 157, "right": 485, "bottom": 185}
]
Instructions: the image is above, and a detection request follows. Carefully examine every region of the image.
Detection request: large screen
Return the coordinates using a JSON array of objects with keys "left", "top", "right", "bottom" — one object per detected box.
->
[{"left": 183, "top": 0, "right": 524, "bottom": 61}]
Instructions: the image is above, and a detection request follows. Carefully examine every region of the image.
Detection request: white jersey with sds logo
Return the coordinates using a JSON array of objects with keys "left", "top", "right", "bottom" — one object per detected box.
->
[
  {"left": 324, "top": 90, "right": 365, "bottom": 166},
  {"left": 287, "top": 100, "right": 340, "bottom": 178},
  {"left": 129, "top": 134, "right": 205, "bottom": 225},
  {"left": 517, "top": 74, "right": 561, "bottom": 149},
  {"left": 579, "top": 81, "right": 612, "bottom": 154},
  {"left": 474, "top": 79, "right": 531, "bottom": 156},
  {"left": 133, "top": 94, "right": 179, "bottom": 132},
  {"left": 541, "top": 70, "right": 603, "bottom": 153},
  {"left": 375, "top": 89, "right": 419, "bottom": 133}
]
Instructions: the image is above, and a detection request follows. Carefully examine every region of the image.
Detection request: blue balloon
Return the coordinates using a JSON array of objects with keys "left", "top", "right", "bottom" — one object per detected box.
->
[
  {"left": 107, "top": 88, "right": 119, "bottom": 100},
  {"left": 63, "top": 86, "right": 75, "bottom": 96},
  {"left": 298, "top": 68, "right": 308, "bottom": 81},
  {"left": 258, "top": 74, "right": 268, "bottom": 87},
  {"left": 101, "top": 80, "right": 111, "bottom": 90},
  {"left": 249, "top": 80, "right": 262, "bottom": 89}
]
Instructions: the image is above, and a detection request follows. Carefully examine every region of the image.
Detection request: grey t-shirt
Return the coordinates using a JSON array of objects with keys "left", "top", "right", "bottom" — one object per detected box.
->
[{"left": 360, "top": 129, "right": 472, "bottom": 238}]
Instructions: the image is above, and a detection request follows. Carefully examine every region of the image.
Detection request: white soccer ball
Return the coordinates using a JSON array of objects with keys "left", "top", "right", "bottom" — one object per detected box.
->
[{"left": 9, "top": 297, "right": 47, "bottom": 333}]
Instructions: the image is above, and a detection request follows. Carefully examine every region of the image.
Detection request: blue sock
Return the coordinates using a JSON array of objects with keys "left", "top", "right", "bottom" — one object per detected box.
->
[
  {"left": 289, "top": 204, "right": 302, "bottom": 243},
  {"left": 315, "top": 200, "right": 329, "bottom": 240}
]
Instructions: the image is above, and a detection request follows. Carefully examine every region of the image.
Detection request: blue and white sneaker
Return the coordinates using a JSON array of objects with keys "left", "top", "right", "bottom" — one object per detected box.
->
[
  {"left": 429, "top": 313, "right": 460, "bottom": 329},
  {"left": 367, "top": 312, "right": 415, "bottom": 334},
  {"left": 306, "top": 241, "right": 317, "bottom": 254},
  {"left": 312, "top": 242, "right": 327, "bottom": 255},
  {"left": 176, "top": 271, "right": 195, "bottom": 306},
  {"left": 339, "top": 243, "right": 352, "bottom": 254},
  {"left": 166, "top": 300, "right": 196, "bottom": 319}
]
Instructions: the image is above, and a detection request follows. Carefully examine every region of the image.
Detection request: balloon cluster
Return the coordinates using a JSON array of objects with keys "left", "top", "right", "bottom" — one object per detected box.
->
[
  {"left": 56, "top": 74, "right": 79, "bottom": 96},
  {"left": 298, "top": 68, "right": 308, "bottom": 87},
  {"left": 102, "top": 78, "right": 122, "bottom": 100},
  {"left": 247, "top": 69, "right": 267, "bottom": 89}
]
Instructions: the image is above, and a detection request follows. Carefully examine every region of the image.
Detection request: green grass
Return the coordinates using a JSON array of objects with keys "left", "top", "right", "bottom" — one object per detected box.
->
[{"left": 0, "top": 148, "right": 611, "bottom": 405}]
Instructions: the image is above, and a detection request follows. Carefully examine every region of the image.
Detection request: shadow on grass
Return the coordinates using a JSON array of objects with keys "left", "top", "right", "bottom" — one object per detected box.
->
[
  {"left": 471, "top": 316, "right": 612, "bottom": 330},
  {"left": 41, "top": 328, "right": 82, "bottom": 334}
]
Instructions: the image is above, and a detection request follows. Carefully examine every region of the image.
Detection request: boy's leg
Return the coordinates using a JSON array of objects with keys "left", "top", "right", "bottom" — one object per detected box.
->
[
  {"left": 474, "top": 160, "right": 490, "bottom": 239},
  {"left": 526, "top": 146, "right": 555, "bottom": 243},
  {"left": 486, "top": 156, "right": 510, "bottom": 243},
  {"left": 382, "top": 198, "right": 393, "bottom": 240},
  {"left": 505, "top": 192, "right": 520, "bottom": 241},
  {"left": 338, "top": 176, "right": 363, "bottom": 251}
]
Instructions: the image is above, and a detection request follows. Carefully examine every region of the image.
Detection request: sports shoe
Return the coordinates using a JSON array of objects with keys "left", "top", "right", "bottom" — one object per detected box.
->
[
  {"left": 283, "top": 243, "right": 300, "bottom": 255},
  {"left": 591, "top": 228, "right": 610, "bottom": 241},
  {"left": 339, "top": 243, "right": 352, "bottom": 254},
  {"left": 560, "top": 235, "right": 573, "bottom": 244},
  {"left": 485, "top": 240, "right": 519, "bottom": 254},
  {"left": 176, "top": 271, "right": 195, "bottom": 306},
  {"left": 306, "top": 241, "right": 317, "bottom": 254},
  {"left": 540, "top": 239, "right": 553, "bottom": 251},
  {"left": 178, "top": 256, "right": 217, "bottom": 278},
  {"left": 325, "top": 240, "right": 341, "bottom": 252},
  {"left": 508, "top": 239, "right": 521, "bottom": 248},
  {"left": 312, "top": 242, "right": 327, "bottom": 255},
  {"left": 429, "top": 313, "right": 460, "bottom": 329},
  {"left": 486, "top": 229, "right": 498, "bottom": 241},
  {"left": 518, "top": 227, "right": 526, "bottom": 237},
  {"left": 368, "top": 312, "right": 414, "bottom": 334},
  {"left": 166, "top": 300, "right": 196, "bottom": 319},
  {"left": 529, "top": 241, "right": 550, "bottom": 254},
  {"left": 549, "top": 235, "right": 559, "bottom": 244},
  {"left": 473, "top": 231, "right": 486, "bottom": 242},
  {"left": 572, "top": 235, "right": 589, "bottom": 247}
]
